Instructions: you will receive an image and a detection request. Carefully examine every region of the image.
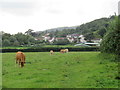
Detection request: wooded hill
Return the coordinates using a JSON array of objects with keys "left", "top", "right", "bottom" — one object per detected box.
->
[{"left": 36, "top": 16, "right": 115, "bottom": 40}]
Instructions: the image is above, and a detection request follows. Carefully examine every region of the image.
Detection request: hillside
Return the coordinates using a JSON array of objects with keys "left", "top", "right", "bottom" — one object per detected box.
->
[
  {"left": 45, "top": 26, "right": 77, "bottom": 32},
  {"left": 36, "top": 16, "right": 114, "bottom": 39}
]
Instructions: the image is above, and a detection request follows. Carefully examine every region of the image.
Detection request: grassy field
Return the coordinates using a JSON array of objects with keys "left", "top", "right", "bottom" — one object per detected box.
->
[{"left": 2, "top": 52, "right": 119, "bottom": 88}]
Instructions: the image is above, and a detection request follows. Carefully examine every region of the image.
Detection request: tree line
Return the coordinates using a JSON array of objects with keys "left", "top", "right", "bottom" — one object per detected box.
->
[
  {"left": 1, "top": 32, "right": 44, "bottom": 47},
  {"left": 1, "top": 32, "right": 71, "bottom": 47}
]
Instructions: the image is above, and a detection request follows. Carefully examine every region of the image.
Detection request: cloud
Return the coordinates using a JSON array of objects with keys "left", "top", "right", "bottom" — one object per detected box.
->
[{"left": 0, "top": 0, "right": 38, "bottom": 16}]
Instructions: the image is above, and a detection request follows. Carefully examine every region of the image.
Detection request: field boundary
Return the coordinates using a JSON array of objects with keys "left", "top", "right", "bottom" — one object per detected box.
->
[{"left": 1, "top": 47, "right": 99, "bottom": 52}]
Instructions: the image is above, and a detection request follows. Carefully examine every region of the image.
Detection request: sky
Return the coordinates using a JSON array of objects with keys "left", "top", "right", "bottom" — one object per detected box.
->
[{"left": 0, "top": 0, "right": 119, "bottom": 34}]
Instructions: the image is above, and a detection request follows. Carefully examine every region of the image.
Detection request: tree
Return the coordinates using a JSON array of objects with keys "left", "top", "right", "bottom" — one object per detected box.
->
[
  {"left": 98, "top": 28, "right": 106, "bottom": 37},
  {"left": 3, "top": 39, "right": 11, "bottom": 47},
  {"left": 100, "top": 16, "right": 120, "bottom": 60},
  {"left": 28, "top": 37, "right": 35, "bottom": 44},
  {"left": 25, "top": 29, "right": 34, "bottom": 35},
  {"left": 53, "top": 39, "right": 70, "bottom": 45},
  {"left": 13, "top": 40, "right": 20, "bottom": 46},
  {"left": 84, "top": 33, "right": 95, "bottom": 41},
  {"left": 14, "top": 33, "right": 30, "bottom": 45},
  {"left": 9, "top": 36, "right": 17, "bottom": 43},
  {"left": 2, "top": 33, "right": 11, "bottom": 40},
  {"left": 14, "top": 33, "right": 25, "bottom": 45}
]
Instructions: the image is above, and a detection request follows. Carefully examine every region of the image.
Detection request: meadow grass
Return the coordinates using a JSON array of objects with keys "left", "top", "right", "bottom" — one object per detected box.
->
[
  {"left": 1, "top": 47, "right": 29, "bottom": 49},
  {"left": 2, "top": 52, "right": 119, "bottom": 88}
]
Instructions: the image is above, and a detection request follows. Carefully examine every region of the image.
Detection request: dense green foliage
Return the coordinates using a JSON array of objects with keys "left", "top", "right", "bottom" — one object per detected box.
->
[
  {"left": 1, "top": 32, "right": 40, "bottom": 47},
  {"left": 1, "top": 47, "right": 99, "bottom": 53},
  {"left": 53, "top": 39, "right": 70, "bottom": 45},
  {"left": 75, "top": 18, "right": 109, "bottom": 38},
  {"left": 2, "top": 52, "right": 118, "bottom": 88},
  {"left": 100, "top": 16, "right": 120, "bottom": 57}
]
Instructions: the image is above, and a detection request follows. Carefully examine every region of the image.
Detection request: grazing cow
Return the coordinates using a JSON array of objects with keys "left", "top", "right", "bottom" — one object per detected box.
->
[
  {"left": 60, "top": 49, "right": 66, "bottom": 53},
  {"left": 60, "top": 49, "right": 69, "bottom": 53},
  {"left": 16, "top": 51, "right": 25, "bottom": 67},
  {"left": 50, "top": 50, "right": 54, "bottom": 55},
  {"left": 65, "top": 49, "right": 69, "bottom": 53}
]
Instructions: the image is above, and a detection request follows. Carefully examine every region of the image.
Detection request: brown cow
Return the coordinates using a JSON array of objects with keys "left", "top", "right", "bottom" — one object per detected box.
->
[
  {"left": 16, "top": 51, "right": 25, "bottom": 67},
  {"left": 60, "top": 49, "right": 66, "bottom": 53},
  {"left": 60, "top": 49, "right": 69, "bottom": 53},
  {"left": 65, "top": 49, "right": 69, "bottom": 53}
]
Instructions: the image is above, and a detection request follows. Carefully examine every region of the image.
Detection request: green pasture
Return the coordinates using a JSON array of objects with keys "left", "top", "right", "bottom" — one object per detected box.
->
[
  {"left": 1, "top": 47, "right": 29, "bottom": 49},
  {"left": 2, "top": 52, "right": 119, "bottom": 88}
]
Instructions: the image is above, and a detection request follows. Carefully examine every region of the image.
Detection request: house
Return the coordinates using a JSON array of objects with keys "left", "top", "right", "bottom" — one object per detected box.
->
[
  {"left": 79, "top": 35, "right": 86, "bottom": 43},
  {"left": 91, "top": 38, "right": 102, "bottom": 43},
  {"left": 67, "top": 37, "right": 74, "bottom": 43},
  {"left": 66, "top": 34, "right": 80, "bottom": 38},
  {"left": 48, "top": 37, "right": 55, "bottom": 43},
  {"left": 66, "top": 34, "right": 86, "bottom": 43},
  {"left": 42, "top": 33, "right": 51, "bottom": 41},
  {"left": 42, "top": 36, "right": 50, "bottom": 41}
]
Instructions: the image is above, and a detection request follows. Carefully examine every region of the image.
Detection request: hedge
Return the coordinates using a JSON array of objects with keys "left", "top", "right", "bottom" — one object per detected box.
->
[{"left": 1, "top": 47, "right": 100, "bottom": 53}]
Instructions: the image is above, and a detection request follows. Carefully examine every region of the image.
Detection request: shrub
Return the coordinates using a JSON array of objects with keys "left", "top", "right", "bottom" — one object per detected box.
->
[
  {"left": 1, "top": 47, "right": 99, "bottom": 53},
  {"left": 100, "top": 16, "right": 120, "bottom": 61}
]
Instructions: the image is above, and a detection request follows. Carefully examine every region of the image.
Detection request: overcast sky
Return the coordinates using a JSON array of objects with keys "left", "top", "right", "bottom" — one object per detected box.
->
[{"left": 0, "top": 0, "right": 119, "bottom": 34}]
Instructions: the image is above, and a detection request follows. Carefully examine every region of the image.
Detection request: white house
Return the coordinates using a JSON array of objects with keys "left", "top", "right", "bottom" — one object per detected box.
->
[
  {"left": 48, "top": 37, "right": 55, "bottom": 43},
  {"left": 42, "top": 36, "right": 50, "bottom": 41},
  {"left": 91, "top": 38, "right": 102, "bottom": 43},
  {"left": 66, "top": 34, "right": 86, "bottom": 43},
  {"left": 67, "top": 37, "right": 74, "bottom": 43},
  {"left": 79, "top": 35, "right": 86, "bottom": 43},
  {"left": 42, "top": 33, "right": 51, "bottom": 41}
]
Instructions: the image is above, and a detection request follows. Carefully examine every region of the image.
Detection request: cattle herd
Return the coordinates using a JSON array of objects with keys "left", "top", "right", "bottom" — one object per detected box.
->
[{"left": 16, "top": 49, "right": 69, "bottom": 68}]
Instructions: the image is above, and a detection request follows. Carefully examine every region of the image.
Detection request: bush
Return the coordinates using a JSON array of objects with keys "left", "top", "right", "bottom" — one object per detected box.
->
[
  {"left": 53, "top": 39, "right": 70, "bottom": 45},
  {"left": 1, "top": 47, "right": 99, "bottom": 53},
  {"left": 100, "top": 16, "right": 120, "bottom": 55}
]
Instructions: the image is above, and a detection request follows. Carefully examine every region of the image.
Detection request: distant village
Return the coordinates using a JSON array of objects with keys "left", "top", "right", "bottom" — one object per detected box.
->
[{"left": 34, "top": 33, "right": 102, "bottom": 46}]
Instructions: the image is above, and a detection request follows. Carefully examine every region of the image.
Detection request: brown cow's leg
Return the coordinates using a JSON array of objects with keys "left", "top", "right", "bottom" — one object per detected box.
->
[
  {"left": 21, "top": 62, "right": 24, "bottom": 67},
  {"left": 16, "top": 59, "right": 18, "bottom": 64},
  {"left": 18, "top": 61, "right": 21, "bottom": 67}
]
